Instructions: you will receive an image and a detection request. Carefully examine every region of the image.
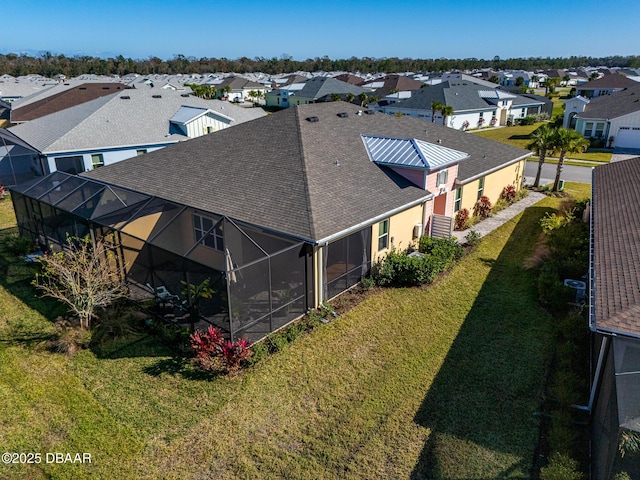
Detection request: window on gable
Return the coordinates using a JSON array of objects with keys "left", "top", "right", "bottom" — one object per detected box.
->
[
  {"left": 91, "top": 154, "right": 104, "bottom": 169},
  {"left": 436, "top": 169, "right": 448, "bottom": 187},
  {"left": 378, "top": 219, "right": 389, "bottom": 251},
  {"left": 136, "top": 149, "right": 147, "bottom": 156},
  {"left": 193, "top": 214, "right": 224, "bottom": 251}
]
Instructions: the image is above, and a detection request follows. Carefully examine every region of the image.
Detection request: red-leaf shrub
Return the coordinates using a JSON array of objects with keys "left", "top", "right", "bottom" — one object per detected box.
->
[
  {"left": 454, "top": 208, "right": 470, "bottom": 230},
  {"left": 189, "top": 327, "right": 252, "bottom": 374},
  {"left": 220, "top": 338, "right": 253, "bottom": 374},
  {"left": 500, "top": 185, "right": 517, "bottom": 204},
  {"left": 473, "top": 196, "right": 493, "bottom": 219},
  {"left": 189, "top": 326, "right": 225, "bottom": 370}
]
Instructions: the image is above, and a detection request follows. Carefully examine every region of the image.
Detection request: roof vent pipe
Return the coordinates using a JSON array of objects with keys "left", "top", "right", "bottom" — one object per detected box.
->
[{"left": 306, "top": 116, "right": 319, "bottom": 123}]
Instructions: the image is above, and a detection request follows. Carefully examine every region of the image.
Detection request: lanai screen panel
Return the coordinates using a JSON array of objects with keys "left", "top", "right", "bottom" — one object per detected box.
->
[{"left": 325, "top": 226, "right": 372, "bottom": 300}]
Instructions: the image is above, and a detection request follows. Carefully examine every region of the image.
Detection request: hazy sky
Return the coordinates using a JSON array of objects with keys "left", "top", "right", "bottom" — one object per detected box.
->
[{"left": 3, "top": 0, "right": 639, "bottom": 61}]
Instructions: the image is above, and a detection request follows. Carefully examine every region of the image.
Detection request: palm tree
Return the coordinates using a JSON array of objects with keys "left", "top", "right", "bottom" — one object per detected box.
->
[
  {"left": 439, "top": 105, "right": 454, "bottom": 127},
  {"left": 431, "top": 101, "right": 443, "bottom": 123},
  {"left": 551, "top": 128, "right": 589, "bottom": 191},
  {"left": 331, "top": 93, "right": 341, "bottom": 102},
  {"left": 346, "top": 92, "right": 355, "bottom": 104},
  {"left": 358, "top": 92, "right": 368, "bottom": 106},
  {"left": 527, "top": 124, "right": 556, "bottom": 188}
]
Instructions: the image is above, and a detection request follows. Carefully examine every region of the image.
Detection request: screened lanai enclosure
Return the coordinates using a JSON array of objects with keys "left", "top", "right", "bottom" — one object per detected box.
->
[
  {"left": 11, "top": 172, "right": 314, "bottom": 342},
  {"left": 0, "top": 129, "right": 42, "bottom": 187}
]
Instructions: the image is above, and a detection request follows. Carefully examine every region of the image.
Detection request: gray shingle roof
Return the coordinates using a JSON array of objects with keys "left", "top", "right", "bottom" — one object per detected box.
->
[
  {"left": 391, "top": 82, "right": 495, "bottom": 112},
  {"left": 576, "top": 84, "right": 640, "bottom": 120},
  {"left": 592, "top": 158, "right": 640, "bottom": 337},
  {"left": 8, "top": 90, "right": 266, "bottom": 154},
  {"left": 84, "top": 102, "right": 530, "bottom": 242},
  {"left": 292, "top": 77, "right": 366, "bottom": 100},
  {"left": 577, "top": 74, "right": 638, "bottom": 91}
]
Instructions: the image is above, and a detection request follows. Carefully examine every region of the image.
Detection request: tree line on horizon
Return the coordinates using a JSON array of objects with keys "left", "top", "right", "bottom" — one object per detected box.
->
[{"left": 1, "top": 52, "right": 639, "bottom": 78}]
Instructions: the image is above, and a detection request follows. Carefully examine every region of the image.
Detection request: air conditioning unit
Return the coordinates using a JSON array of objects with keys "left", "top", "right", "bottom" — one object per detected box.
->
[
  {"left": 564, "top": 279, "right": 586, "bottom": 303},
  {"left": 413, "top": 223, "right": 422, "bottom": 239}
]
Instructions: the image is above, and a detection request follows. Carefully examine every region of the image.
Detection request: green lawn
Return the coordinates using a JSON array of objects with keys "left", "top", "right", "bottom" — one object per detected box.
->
[
  {"left": 472, "top": 124, "right": 612, "bottom": 164},
  {"left": 0, "top": 192, "right": 569, "bottom": 479}
]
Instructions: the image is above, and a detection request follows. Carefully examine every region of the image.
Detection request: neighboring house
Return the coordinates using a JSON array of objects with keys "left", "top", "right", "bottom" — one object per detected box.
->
[
  {"left": 359, "top": 74, "right": 424, "bottom": 97},
  {"left": 11, "top": 102, "right": 530, "bottom": 343},
  {"left": 499, "top": 70, "right": 536, "bottom": 88},
  {"left": 10, "top": 82, "right": 130, "bottom": 123},
  {"left": 265, "top": 77, "right": 366, "bottom": 108},
  {"left": 576, "top": 74, "right": 638, "bottom": 99},
  {"left": 377, "top": 81, "right": 544, "bottom": 129},
  {"left": 564, "top": 84, "right": 640, "bottom": 150},
  {"left": 6, "top": 89, "right": 266, "bottom": 178},
  {"left": 0, "top": 74, "right": 58, "bottom": 105},
  {"left": 589, "top": 159, "right": 640, "bottom": 479},
  {"left": 206, "top": 75, "right": 266, "bottom": 102}
]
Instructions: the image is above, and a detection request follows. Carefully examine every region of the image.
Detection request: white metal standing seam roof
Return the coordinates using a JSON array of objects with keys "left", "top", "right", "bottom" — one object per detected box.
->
[
  {"left": 361, "top": 135, "right": 469, "bottom": 170},
  {"left": 477, "top": 90, "right": 517, "bottom": 99}
]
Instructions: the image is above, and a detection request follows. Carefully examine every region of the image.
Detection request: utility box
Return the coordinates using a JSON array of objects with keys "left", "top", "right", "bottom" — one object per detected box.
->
[{"left": 564, "top": 279, "right": 586, "bottom": 302}]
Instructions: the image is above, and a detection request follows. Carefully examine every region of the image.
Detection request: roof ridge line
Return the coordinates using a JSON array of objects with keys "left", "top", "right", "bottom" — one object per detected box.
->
[{"left": 294, "top": 106, "right": 318, "bottom": 241}]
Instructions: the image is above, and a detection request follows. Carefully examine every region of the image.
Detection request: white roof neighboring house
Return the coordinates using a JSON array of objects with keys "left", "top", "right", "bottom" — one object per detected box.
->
[{"left": 8, "top": 89, "right": 266, "bottom": 155}]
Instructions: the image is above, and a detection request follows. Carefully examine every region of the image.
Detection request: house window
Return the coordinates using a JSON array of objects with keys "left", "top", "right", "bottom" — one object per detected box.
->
[
  {"left": 521, "top": 108, "right": 526, "bottom": 117},
  {"left": 436, "top": 169, "right": 448, "bottom": 187},
  {"left": 477, "top": 176, "right": 485, "bottom": 200},
  {"left": 193, "top": 214, "right": 224, "bottom": 251},
  {"left": 594, "top": 122, "right": 605, "bottom": 137},
  {"left": 454, "top": 187, "right": 462, "bottom": 212},
  {"left": 585, "top": 122, "right": 594, "bottom": 136},
  {"left": 479, "top": 112, "right": 484, "bottom": 118},
  {"left": 91, "top": 154, "right": 104, "bottom": 169},
  {"left": 136, "top": 149, "right": 147, "bottom": 156},
  {"left": 378, "top": 219, "right": 389, "bottom": 251}
]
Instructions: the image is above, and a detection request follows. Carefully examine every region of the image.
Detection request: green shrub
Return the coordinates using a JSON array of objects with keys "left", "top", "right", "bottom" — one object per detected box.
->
[
  {"left": 48, "top": 319, "right": 92, "bottom": 356},
  {"left": 266, "top": 331, "right": 289, "bottom": 353},
  {"left": 465, "top": 230, "right": 482, "bottom": 247},
  {"left": 3, "top": 233, "right": 36, "bottom": 256},
  {"left": 249, "top": 340, "right": 269, "bottom": 365},
  {"left": 516, "top": 115, "right": 537, "bottom": 126},
  {"left": 359, "top": 275, "right": 375, "bottom": 291},
  {"left": 540, "top": 452, "right": 583, "bottom": 480},
  {"left": 538, "top": 262, "right": 574, "bottom": 314},
  {"left": 614, "top": 472, "right": 632, "bottom": 480}
]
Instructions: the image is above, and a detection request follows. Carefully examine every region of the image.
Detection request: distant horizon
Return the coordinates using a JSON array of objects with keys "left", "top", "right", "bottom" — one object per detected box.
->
[
  {"left": 3, "top": 0, "right": 640, "bottom": 63},
  {"left": 1, "top": 49, "right": 639, "bottom": 64}
]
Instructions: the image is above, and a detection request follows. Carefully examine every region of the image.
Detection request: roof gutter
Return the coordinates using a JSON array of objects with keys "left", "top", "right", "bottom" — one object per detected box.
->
[
  {"left": 457, "top": 152, "right": 532, "bottom": 185},
  {"left": 315, "top": 194, "right": 433, "bottom": 245}
]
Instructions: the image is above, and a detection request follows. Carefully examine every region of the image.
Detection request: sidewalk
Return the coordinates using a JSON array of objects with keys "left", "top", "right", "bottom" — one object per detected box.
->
[{"left": 455, "top": 191, "right": 546, "bottom": 243}]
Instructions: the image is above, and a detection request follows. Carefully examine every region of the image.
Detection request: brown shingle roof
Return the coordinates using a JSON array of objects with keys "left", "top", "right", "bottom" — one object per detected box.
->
[
  {"left": 10, "top": 83, "right": 130, "bottom": 122},
  {"left": 577, "top": 74, "right": 638, "bottom": 91},
  {"left": 592, "top": 158, "right": 640, "bottom": 336}
]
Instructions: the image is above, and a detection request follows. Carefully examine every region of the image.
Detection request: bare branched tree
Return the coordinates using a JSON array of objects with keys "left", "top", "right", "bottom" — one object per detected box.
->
[{"left": 33, "top": 236, "right": 127, "bottom": 329}]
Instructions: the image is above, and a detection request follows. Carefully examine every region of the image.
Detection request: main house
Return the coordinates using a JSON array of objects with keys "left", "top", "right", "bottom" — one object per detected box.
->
[
  {"left": 11, "top": 102, "right": 530, "bottom": 342},
  {"left": 5, "top": 88, "right": 266, "bottom": 179},
  {"left": 589, "top": 159, "right": 640, "bottom": 479}
]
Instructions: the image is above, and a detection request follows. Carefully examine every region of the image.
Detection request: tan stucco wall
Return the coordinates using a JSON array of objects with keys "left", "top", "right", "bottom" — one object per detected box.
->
[
  {"left": 371, "top": 203, "right": 425, "bottom": 263},
  {"left": 458, "top": 159, "right": 525, "bottom": 213}
]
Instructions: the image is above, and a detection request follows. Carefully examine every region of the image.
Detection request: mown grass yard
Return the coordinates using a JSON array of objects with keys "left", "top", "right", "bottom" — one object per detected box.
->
[
  {"left": 0, "top": 188, "right": 579, "bottom": 479},
  {"left": 472, "top": 124, "right": 613, "bottom": 164}
]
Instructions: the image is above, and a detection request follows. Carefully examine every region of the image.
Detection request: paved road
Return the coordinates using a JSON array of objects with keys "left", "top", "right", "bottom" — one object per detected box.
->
[{"left": 524, "top": 161, "right": 593, "bottom": 186}]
